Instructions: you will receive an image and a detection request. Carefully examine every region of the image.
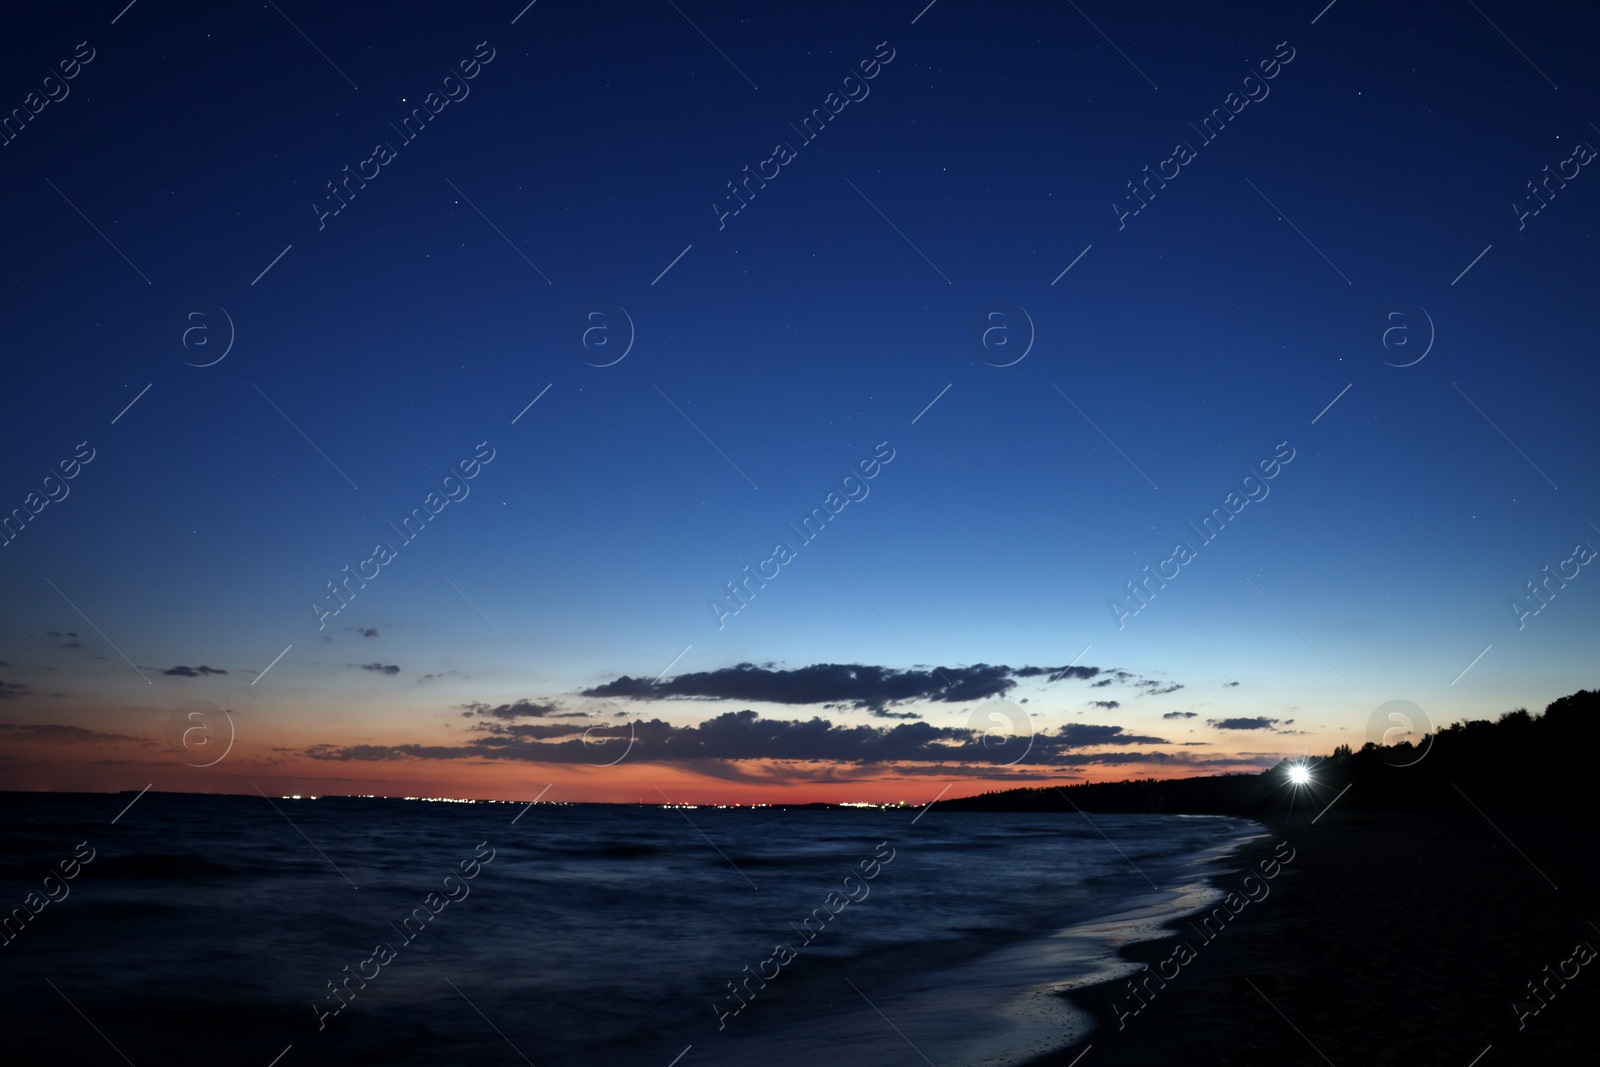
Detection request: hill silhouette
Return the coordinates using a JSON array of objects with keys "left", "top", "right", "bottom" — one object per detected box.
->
[{"left": 935, "top": 688, "right": 1600, "bottom": 818}]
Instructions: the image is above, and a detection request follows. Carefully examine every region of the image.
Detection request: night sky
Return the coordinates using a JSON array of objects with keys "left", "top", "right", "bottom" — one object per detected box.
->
[{"left": 2, "top": 0, "right": 1596, "bottom": 802}]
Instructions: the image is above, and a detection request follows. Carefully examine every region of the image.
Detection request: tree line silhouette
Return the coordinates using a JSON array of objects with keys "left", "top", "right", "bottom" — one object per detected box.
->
[{"left": 934, "top": 689, "right": 1599, "bottom": 818}]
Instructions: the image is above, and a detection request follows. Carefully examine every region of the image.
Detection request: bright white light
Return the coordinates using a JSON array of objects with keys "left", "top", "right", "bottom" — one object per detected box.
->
[{"left": 1288, "top": 765, "right": 1311, "bottom": 785}]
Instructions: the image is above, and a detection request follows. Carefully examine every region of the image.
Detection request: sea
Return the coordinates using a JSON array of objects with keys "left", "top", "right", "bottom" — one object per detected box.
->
[{"left": 0, "top": 791, "right": 1267, "bottom": 1066}]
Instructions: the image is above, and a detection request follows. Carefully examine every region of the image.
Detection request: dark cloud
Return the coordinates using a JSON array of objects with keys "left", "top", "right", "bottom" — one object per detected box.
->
[
  {"left": 0, "top": 679, "right": 30, "bottom": 700},
  {"left": 45, "top": 631, "right": 79, "bottom": 638},
  {"left": 1012, "top": 665, "right": 1102, "bottom": 682},
  {"left": 163, "top": 665, "right": 228, "bottom": 677},
  {"left": 1224, "top": 681, "right": 1241, "bottom": 688},
  {"left": 419, "top": 671, "right": 465, "bottom": 685},
  {"left": 306, "top": 710, "right": 1166, "bottom": 765},
  {"left": 0, "top": 723, "right": 140, "bottom": 743},
  {"left": 1088, "top": 700, "right": 1121, "bottom": 710},
  {"left": 1208, "top": 717, "right": 1281, "bottom": 730},
  {"left": 460, "top": 699, "right": 562, "bottom": 720},
  {"left": 581, "top": 661, "right": 1130, "bottom": 713},
  {"left": 1163, "top": 711, "right": 1198, "bottom": 720},
  {"left": 1137, "top": 682, "right": 1185, "bottom": 696},
  {"left": 582, "top": 662, "right": 1018, "bottom": 711},
  {"left": 496, "top": 722, "right": 587, "bottom": 739},
  {"left": 1056, "top": 723, "right": 1166, "bottom": 746},
  {"left": 359, "top": 663, "right": 401, "bottom": 676}
]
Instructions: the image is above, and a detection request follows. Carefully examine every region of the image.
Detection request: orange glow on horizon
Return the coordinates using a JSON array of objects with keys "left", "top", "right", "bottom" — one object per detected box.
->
[{"left": 0, "top": 739, "right": 1275, "bottom": 805}]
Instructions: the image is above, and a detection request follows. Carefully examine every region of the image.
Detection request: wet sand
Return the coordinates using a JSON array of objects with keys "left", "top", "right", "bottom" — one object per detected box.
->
[{"left": 1032, "top": 809, "right": 1600, "bottom": 1065}]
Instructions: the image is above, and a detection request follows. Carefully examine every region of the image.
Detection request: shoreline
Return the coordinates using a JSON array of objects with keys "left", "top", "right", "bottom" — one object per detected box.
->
[
  {"left": 1027, "top": 808, "right": 1600, "bottom": 1065},
  {"left": 677, "top": 815, "right": 1270, "bottom": 1067}
]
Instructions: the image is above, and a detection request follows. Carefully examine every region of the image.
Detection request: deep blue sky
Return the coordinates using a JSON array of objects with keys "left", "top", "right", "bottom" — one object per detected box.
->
[{"left": 1, "top": 0, "right": 1596, "bottom": 800}]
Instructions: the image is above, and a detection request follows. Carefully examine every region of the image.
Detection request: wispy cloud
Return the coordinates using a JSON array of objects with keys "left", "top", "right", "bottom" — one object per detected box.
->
[{"left": 0, "top": 723, "right": 142, "bottom": 743}]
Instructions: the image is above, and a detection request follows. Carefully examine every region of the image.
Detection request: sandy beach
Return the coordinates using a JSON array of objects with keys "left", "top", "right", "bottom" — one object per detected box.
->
[{"left": 1035, "top": 809, "right": 1600, "bottom": 1065}]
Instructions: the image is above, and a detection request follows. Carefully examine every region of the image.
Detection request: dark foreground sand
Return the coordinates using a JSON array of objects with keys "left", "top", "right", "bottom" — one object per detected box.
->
[{"left": 1033, "top": 809, "right": 1600, "bottom": 1066}]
